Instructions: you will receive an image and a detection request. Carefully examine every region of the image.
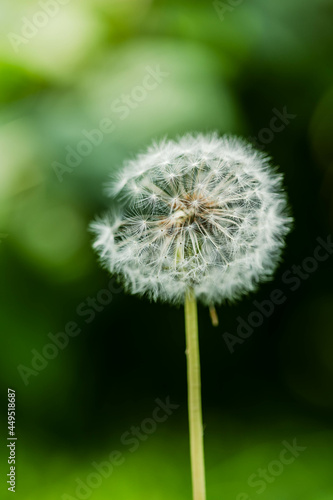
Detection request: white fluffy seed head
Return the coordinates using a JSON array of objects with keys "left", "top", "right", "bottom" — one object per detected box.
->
[{"left": 90, "top": 133, "right": 292, "bottom": 305}]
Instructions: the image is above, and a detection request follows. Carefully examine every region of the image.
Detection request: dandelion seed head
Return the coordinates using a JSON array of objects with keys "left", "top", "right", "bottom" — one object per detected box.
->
[{"left": 91, "top": 133, "right": 292, "bottom": 305}]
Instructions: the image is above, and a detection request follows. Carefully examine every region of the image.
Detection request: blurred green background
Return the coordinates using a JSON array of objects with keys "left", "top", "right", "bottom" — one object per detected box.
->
[{"left": 1, "top": 0, "right": 333, "bottom": 498}]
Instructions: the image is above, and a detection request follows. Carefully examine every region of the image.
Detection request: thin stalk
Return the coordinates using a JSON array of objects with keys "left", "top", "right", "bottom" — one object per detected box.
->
[{"left": 185, "top": 288, "right": 206, "bottom": 500}]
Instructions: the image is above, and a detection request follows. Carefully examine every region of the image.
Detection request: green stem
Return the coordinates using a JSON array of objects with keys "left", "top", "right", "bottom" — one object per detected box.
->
[{"left": 185, "top": 288, "right": 206, "bottom": 500}]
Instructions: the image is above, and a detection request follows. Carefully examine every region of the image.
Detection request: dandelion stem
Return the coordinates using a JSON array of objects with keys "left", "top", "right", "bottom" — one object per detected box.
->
[{"left": 185, "top": 288, "right": 206, "bottom": 500}]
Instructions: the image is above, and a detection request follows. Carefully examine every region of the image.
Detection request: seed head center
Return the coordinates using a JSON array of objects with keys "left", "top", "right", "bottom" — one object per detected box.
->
[{"left": 169, "top": 194, "right": 213, "bottom": 229}]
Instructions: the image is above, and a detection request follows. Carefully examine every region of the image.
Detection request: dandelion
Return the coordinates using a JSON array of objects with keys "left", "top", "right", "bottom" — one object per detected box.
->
[{"left": 90, "top": 133, "right": 292, "bottom": 500}]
